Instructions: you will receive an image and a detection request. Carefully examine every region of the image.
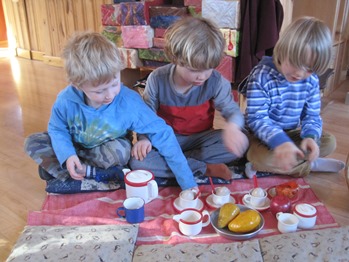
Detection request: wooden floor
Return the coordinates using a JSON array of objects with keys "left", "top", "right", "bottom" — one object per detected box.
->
[{"left": 0, "top": 54, "right": 348, "bottom": 261}]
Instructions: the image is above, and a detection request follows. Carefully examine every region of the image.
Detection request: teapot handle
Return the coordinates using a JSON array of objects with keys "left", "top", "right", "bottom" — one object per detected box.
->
[{"left": 147, "top": 180, "right": 158, "bottom": 201}]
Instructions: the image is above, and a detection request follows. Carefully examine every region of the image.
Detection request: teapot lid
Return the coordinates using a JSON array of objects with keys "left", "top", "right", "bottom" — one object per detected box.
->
[
  {"left": 294, "top": 203, "right": 317, "bottom": 217},
  {"left": 125, "top": 170, "right": 154, "bottom": 186}
]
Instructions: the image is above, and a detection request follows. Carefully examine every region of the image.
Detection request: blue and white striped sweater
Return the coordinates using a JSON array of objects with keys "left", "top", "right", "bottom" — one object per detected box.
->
[{"left": 244, "top": 56, "right": 322, "bottom": 149}]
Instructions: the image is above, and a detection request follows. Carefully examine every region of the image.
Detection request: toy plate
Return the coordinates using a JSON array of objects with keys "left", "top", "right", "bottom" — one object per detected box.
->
[{"left": 210, "top": 204, "right": 265, "bottom": 240}]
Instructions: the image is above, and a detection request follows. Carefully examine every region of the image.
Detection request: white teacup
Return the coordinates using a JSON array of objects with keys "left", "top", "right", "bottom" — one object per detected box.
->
[
  {"left": 276, "top": 212, "right": 299, "bottom": 233},
  {"left": 244, "top": 188, "right": 267, "bottom": 207},
  {"left": 173, "top": 208, "right": 210, "bottom": 236},
  {"left": 212, "top": 186, "right": 231, "bottom": 206},
  {"left": 178, "top": 189, "right": 199, "bottom": 209}
]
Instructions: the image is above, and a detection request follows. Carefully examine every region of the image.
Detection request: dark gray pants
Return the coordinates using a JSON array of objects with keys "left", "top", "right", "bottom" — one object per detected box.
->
[{"left": 129, "top": 129, "right": 238, "bottom": 178}]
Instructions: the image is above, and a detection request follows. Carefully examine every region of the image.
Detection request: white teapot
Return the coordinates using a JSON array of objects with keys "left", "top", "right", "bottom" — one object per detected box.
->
[{"left": 124, "top": 169, "right": 158, "bottom": 204}]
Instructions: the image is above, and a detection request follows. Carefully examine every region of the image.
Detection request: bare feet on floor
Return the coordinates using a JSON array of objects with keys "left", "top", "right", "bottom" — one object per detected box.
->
[{"left": 204, "top": 163, "right": 232, "bottom": 180}]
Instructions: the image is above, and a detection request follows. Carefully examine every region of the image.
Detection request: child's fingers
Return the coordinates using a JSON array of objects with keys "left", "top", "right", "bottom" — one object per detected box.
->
[
  {"left": 139, "top": 145, "right": 150, "bottom": 160},
  {"left": 131, "top": 146, "right": 140, "bottom": 160},
  {"left": 296, "top": 149, "right": 305, "bottom": 161},
  {"left": 71, "top": 173, "right": 85, "bottom": 180},
  {"left": 68, "top": 165, "right": 84, "bottom": 180}
]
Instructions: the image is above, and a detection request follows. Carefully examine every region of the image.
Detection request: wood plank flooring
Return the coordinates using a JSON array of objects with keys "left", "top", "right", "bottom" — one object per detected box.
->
[{"left": 0, "top": 55, "right": 348, "bottom": 261}]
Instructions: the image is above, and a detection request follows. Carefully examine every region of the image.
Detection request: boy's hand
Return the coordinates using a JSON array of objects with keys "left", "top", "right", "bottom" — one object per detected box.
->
[
  {"left": 223, "top": 122, "right": 249, "bottom": 157},
  {"left": 300, "top": 138, "right": 319, "bottom": 162},
  {"left": 273, "top": 142, "right": 304, "bottom": 172},
  {"left": 66, "top": 155, "right": 85, "bottom": 180},
  {"left": 132, "top": 137, "right": 152, "bottom": 161}
]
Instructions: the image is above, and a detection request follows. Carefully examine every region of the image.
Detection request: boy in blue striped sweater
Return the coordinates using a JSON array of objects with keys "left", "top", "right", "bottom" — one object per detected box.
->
[{"left": 242, "top": 17, "right": 344, "bottom": 177}]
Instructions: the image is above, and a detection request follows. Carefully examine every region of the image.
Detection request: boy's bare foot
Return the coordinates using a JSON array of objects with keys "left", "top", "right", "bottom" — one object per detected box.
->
[{"left": 205, "top": 163, "right": 231, "bottom": 180}]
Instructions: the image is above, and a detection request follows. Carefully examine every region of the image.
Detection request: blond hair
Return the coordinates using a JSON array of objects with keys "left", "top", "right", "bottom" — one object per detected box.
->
[
  {"left": 164, "top": 17, "right": 225, "bottom": 70},
  {"left": 61, "top": 31, "right": 125, "bottom": 87},
  {"left": 273, "top": 16, "right": 332, "bottom": 75}
]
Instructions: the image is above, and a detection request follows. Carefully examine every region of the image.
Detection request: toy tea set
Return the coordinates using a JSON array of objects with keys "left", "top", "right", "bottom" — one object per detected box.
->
[
  {"left": 116, "top": 170, "right": 317, "bottom": 238},
  {"left": 116, "top": 169, "right": 158, "bottom": 223}
]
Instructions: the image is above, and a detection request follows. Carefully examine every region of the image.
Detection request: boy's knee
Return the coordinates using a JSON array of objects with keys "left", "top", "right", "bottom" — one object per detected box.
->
[
  {"left": 24, "top": 132, "right": 51, "bottom": 155},
  {"left": 83, "top": 139, "right": 131, "bottom": 168},
  {"left": 128, "top": 157, "right": 143, "bottom": 170}
]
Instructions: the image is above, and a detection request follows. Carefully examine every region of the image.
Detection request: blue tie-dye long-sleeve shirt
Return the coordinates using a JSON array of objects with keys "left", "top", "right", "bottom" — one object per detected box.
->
[{"left": 48, "top": 84, "right": 197, "bottom": 190}]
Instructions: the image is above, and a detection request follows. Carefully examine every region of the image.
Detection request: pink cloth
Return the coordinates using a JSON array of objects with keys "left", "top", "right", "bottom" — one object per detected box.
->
[
  {"left": 121, "top": 25, "right": 154, "bottom": 48},
  {"left": 28, "top": 176, "right": 338, "bottom": 245}
]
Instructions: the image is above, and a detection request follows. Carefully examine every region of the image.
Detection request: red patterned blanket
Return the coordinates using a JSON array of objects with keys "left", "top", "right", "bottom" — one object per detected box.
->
[{"left": 28, "top": 176, "right": 338, "bottom": 245}]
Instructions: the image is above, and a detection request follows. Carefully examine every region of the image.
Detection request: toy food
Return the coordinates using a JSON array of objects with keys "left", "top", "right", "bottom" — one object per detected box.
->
[
  {"left": 275, "top": 181, "right": 298, "bottom": 198},
  {"left": 251, "top": 187, "right": 265, "bottom": 197},
  {"left": 228, "top": 209, "right": 261, "bottom": 233},
  {"left": 181, "top": 189, "right": 195, "bottom": 200},
  {"left": 215, "top": 186, "right": 230, "bottom": 196},
  {"left": 217, "top": 203, "right": 240, "bottom": 228}
]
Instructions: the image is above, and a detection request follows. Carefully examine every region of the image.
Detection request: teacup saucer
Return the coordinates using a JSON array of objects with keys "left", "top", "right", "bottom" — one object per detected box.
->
[
  {"left": 205, "top": 194, "right": 236, "bottom": 209},
  {"left": 242, "top": 194, "right": 271, "bottom": 211},
  {"left": 173, "top": 197, "right": 204, "bottom": 212}
]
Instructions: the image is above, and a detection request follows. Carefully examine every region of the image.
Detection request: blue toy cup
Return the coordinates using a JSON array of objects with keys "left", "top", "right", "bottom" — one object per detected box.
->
[{"left": 116, "top": 197, "right": 145, "bottom": 224}]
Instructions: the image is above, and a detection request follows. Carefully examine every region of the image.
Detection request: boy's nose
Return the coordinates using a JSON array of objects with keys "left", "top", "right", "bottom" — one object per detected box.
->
[
  {"left": 197, "top": 72, "right": 208, "bottom": 80},
  {"left": 294, "top": 69, "right": 307, "bottom": 79},
  {"left": 105, "top": 90, "right": 113, "bottom": 99}
]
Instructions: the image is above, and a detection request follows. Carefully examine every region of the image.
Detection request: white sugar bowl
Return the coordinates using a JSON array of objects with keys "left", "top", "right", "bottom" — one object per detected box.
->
[{"left": 293, "top": 203, "right": 317, "bottom": 229}]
